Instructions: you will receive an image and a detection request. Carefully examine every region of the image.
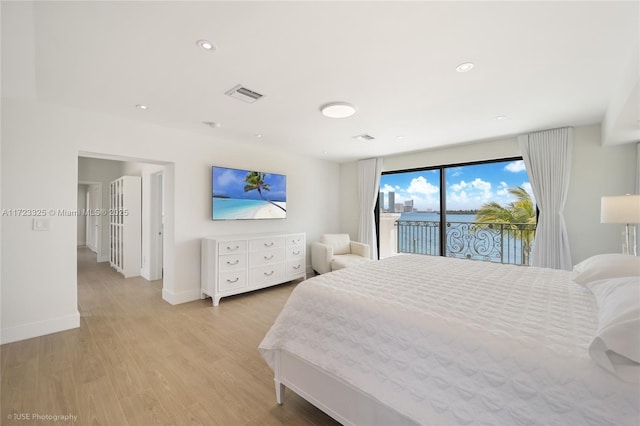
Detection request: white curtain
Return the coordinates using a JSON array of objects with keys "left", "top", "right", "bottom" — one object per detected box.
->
[
  {"left": 518, "top": 127, "right": 573, "bottom": 270},
  {"left": 357, "top": 157, "right": 383, "bottom": 260}
]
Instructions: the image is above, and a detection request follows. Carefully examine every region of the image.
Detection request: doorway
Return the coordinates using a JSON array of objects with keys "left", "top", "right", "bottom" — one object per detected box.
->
[{"left": 78, "top": 181, "right": 102, "bottom": 258}]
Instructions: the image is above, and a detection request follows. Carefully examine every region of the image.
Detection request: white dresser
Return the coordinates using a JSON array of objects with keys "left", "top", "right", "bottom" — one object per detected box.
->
[{"left": 201, "top": 232, "right": 306, "bottom": 306}]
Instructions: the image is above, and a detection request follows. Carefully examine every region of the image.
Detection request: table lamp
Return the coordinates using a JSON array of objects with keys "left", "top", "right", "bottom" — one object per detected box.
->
[{"left": 601, "top": 194, "right": 640, "bottom": 255}]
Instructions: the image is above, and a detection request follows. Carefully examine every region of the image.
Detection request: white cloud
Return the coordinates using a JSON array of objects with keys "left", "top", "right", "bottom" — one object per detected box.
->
[
  {"left": 470, "top": 178, "right": 491, "bottom": 191},
  {"left": 505, "top": 160, "right": 526, "bottom": 173},
  {"left": 451, "top": 180, "right": 467, "bottom": 192},
  {"left": 407, "top": 176, "right": 439, "bottom": 195},
  {"left": 447, "top": 178, "right": 493, "bottom": 209}
]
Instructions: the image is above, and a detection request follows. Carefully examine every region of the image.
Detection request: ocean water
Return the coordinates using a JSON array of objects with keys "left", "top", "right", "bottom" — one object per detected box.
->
[{"left": 212, "top": 198, "right": 274, "bottom": 220}]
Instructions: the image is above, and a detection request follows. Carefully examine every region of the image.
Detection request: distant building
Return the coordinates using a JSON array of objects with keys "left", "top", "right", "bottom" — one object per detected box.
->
[
  {"left": 403, "top": 199, "right": 414, "bottom": 212},
  {"left": 389, "top": 191, "right": 395, "bottom": 212},
  {"left": 379, "top": 191, "right": 384, "bottom": 211}
]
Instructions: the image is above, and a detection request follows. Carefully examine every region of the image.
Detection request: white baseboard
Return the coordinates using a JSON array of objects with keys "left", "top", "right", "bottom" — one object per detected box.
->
[
  {"left": 97, "top": 253, "right": 109, "bottom": 263},
  {"left": 162, "top": 287, "right": 201, "bottom": 305},
  {"left": 1, "top": 311, "right": 80, "bottom": 344}
]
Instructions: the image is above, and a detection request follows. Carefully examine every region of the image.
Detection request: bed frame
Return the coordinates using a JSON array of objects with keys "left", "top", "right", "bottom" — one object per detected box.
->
[{"left": 272, "top": 350, "right": 419, "bottom": 426}]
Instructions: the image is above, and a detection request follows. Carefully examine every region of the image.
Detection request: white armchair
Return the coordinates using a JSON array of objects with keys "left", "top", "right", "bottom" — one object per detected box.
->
[{"left": 311, "top": 234, "right": 371, "bottom": 274}]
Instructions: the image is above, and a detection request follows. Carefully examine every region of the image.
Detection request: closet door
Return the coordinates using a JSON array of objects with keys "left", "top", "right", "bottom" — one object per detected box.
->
[{"left": 109, "top": 176, "right": 141, "bottom": 278}]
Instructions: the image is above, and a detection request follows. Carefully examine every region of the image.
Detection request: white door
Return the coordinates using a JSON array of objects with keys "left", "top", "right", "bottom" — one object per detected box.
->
[{"left": 150, "top": 171, "right": 164, "bottom": 280}]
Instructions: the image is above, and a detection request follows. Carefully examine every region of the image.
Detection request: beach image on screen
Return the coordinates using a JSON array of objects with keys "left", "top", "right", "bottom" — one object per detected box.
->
[{"left": 212, "top": 167, "right": 287, "bottom": 220}]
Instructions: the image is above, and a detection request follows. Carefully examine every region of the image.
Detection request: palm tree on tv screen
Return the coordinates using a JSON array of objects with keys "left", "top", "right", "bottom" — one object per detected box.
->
[
  {"left": 243, "top": 171, "right": 286, "bottom": 212},
  {"left": 474, "top": 186, "right": 536, "bottom": 264}
]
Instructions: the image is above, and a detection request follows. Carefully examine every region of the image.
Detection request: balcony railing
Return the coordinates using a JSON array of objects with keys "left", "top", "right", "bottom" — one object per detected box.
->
[{"left": 396, "top": 220, "right": 536, "bottom": 265}]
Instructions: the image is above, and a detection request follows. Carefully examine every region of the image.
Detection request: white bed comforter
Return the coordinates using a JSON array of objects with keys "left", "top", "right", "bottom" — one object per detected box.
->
[{"left": 259, "top": 255, "right": 640, "bottom": 425}]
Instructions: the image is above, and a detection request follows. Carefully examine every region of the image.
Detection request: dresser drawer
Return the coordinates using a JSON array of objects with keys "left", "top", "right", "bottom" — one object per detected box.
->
[
  {"left": 287, "top": 234, "right": 305, "bottom": 247},
  {"left": 218, "top": 240, "right": 247, "bottom": 255},
  {"left": 219, "top": 253, "right": 246, "bottom": 272},
  {"left": 249, "top": 236, "right": 285, "bottom": 251},
  {"left": 287, "top": 245, "right": 305, "bottom": 261},
  {"left": 250, "top": 263, "right": 285, "bottom": 286},
  {"left": 250, "top": 248, "right": 286, "bottom": 266},
  {"left": 286, "top": 260, "right": 305, "bottom": 277},
  {"left": 218, "top": 270, "right": 247, "bottom": 292}
]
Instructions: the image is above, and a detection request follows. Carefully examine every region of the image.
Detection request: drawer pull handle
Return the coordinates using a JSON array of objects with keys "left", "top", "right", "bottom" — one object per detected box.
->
[
  {"left": 264, "top": 242, "right": 274, "bottom": 247},
  {"left": 226, "top": 245, "right": 240, "bottom": 251},
  {"left": 264, "top": 254, "right": 274, "bottom": 260},
  {"left": 226, "top": 260, "right": 239, "bottom": 265},
  {"left": 226, "top": 277, "right": 239, "bottom": 283},
  {"left": 264, "top": 270, "right": 275, "bottom": 276},
  {"left": 293, "top": 265, "right": 301, "bottom": 270},
  {"left": 293, "top": 250, "right": 301, "bottom": 255},
  {"left": 292, "top": 239, "right": 301, "bottom": 244}
]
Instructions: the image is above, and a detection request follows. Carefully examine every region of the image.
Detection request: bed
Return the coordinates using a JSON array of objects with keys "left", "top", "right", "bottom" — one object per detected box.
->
[{"left": 259, "top": 254, "right": 640, "bottom": 425}]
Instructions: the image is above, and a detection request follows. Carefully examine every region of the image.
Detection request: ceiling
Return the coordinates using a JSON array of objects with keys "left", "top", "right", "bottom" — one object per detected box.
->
[{"left": 4, "top": 1, "right": 639, "bottom": 162}]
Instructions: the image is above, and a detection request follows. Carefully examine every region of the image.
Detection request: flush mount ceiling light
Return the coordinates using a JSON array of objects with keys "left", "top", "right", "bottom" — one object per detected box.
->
[
  {"left": 496, "top": 116, "right": 507, "bottom": 120},
  {"left": 196, "top": 39, "right": 216, "bottom": 51},
  {"left": 320, "top": 102, "right": 357, "bottom": 118},
  {"left": 203, "top": 121, "right": 220, "bottom": 128},
  {"left": 455, "top": 62, "right": 475, "bottom": 73},
  {"left": 135, "top": 104, "right": 149, "bottom": 110}
]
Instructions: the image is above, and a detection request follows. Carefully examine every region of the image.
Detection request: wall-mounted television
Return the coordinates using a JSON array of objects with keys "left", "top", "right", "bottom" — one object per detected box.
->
[{"left": 211, "top": 166, "right": 286, "bottom": 220}]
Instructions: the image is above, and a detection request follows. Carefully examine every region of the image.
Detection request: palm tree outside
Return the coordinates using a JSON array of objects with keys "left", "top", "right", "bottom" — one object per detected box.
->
[
  {"left": 474, "top": 186, "right": 536, "bottom": 264},
  {"left": 243, "top": 171, "right": 287, "bottom": 212}
]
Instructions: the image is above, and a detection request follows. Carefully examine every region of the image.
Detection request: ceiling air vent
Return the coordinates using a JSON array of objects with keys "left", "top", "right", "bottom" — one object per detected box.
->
[
  {"left": 353, "top": 134, "right": 375, "bottom": 142},
  {"left": 225, "top": 84, "right": 264, "bottom": 103}
]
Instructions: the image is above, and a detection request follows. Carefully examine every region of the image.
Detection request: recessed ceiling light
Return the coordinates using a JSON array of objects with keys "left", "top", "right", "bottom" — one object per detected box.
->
[
  {"left": 196, "top": 40, "right": 216, "bottom": 51},
  {"left": 455, "top": 62, "right": 475, "bottom": 73},
  {"left": 396, "top": 135, "right": 405, "bottom": 140},
  {"left": 496, "top": 116, "right": 507, "bottom": 120},
  {"left": 135, "top": 104, "right": 149, "bottom": 110},
  {"left": 203, "top": 121, "right": 220, "bottom": 128},
  {"left": 320, "top": 102, "right": 357, "bottom": 118},
  {"left": 255, "top": 134, "right": 263, "bottom": 138}
]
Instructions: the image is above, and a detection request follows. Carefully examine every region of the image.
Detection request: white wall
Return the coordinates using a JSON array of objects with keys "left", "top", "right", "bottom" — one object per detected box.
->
[
  {"left": 2, "top": 99, "right": 81, "bottom": 344},
  {"left": 565, "top": 125, "right": 637, "bottom": 262},
  {"left": 339, "top": 125, "right": 637, "bottom": 265},
  {"left": 1, "top": 98, "right": 340, "bottom": 343}
]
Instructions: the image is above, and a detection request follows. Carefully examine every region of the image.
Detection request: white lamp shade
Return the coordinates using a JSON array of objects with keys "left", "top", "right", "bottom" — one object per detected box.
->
[{"left": 601, "top": 195, "right": 640, "bottom": 223}]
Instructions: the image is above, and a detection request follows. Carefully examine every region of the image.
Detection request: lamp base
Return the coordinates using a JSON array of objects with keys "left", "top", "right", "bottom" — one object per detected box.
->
[{"left": 623, "top": 224, "right": 637, "bottom": 256}]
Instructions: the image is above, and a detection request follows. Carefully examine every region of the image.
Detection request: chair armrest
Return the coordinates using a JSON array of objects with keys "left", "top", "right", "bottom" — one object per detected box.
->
[
  {"left": 311, "top": 242, "right": 334, "bottom": 274},
  {"left": 350, "top": 241, "right": 370, "bottom": 259}
]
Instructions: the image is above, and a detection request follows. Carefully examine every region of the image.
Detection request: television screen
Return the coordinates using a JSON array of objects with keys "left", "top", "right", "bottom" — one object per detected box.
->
[{"left": 211, "top": 166, "right": 287, "bottom": 220}]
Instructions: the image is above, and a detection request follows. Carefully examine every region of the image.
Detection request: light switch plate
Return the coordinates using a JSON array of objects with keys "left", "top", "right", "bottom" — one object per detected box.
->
[{"left": 32, "top": 218, "right": 50, "bottom": 231}]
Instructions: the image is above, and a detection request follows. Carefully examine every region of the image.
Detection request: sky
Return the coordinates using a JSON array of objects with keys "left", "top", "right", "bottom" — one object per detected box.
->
[
  {"left": 380, "top": 159, "right": 533, "bottom": 211},
  {"left": 212, "top": 166, "right": 286, "bottom": 201}
]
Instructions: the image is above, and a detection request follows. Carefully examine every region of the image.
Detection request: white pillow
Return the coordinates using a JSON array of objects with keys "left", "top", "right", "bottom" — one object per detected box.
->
[
  {"left": 572, "top": 253, "right": 640, "bottom": 285},
  {"left": 587, "top": 276, "right": 640, "bottom": 383}
]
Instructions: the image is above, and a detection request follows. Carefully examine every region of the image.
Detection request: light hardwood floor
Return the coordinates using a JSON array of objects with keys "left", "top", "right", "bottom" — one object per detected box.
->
[{"left": 1, "top": 247, "right": 339, "bottom": 426}]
